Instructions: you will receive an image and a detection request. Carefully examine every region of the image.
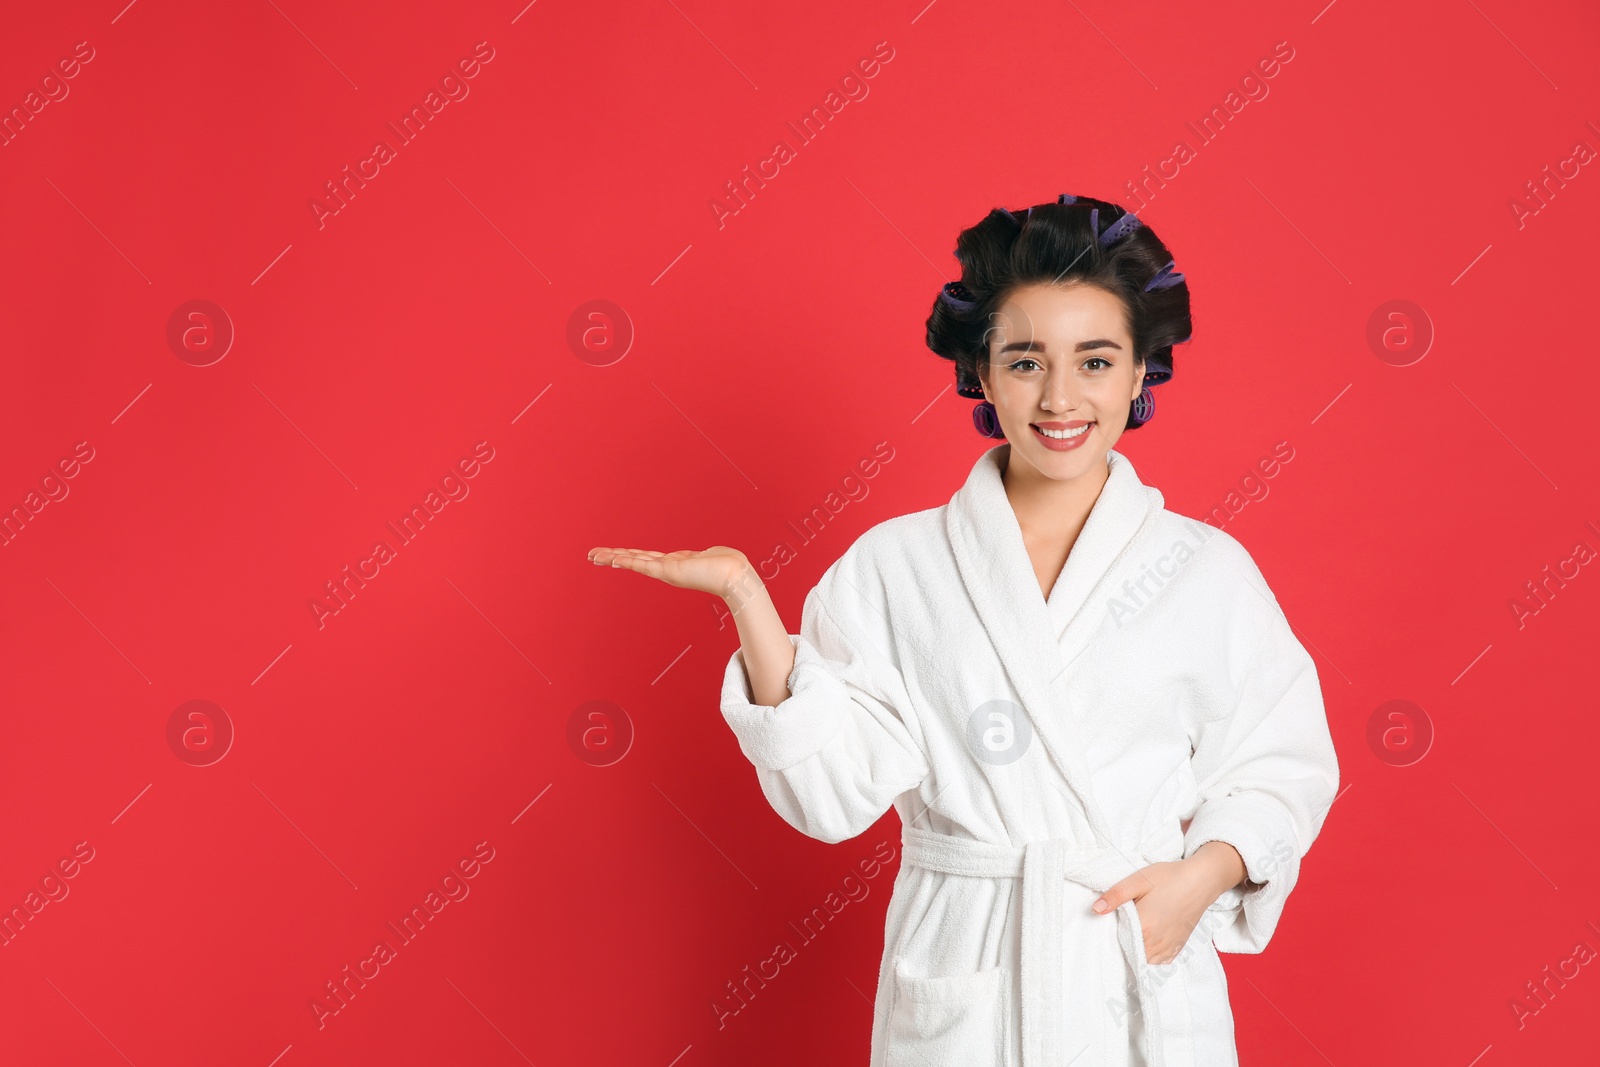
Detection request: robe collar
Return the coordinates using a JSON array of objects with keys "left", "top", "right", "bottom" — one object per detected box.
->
[{"left": 944, "top": 443, "right": 1165, "bottom": 842}]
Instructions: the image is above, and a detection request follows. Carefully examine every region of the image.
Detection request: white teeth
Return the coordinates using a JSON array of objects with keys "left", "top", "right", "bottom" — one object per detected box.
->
[{"left": 1035, "top": 424, "right": 1091, "bottom": 439}]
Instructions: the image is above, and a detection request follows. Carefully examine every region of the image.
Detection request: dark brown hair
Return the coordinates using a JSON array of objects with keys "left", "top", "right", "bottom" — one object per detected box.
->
[{"left": 924, "top": 194, "right": 1194, "bottom": 431}]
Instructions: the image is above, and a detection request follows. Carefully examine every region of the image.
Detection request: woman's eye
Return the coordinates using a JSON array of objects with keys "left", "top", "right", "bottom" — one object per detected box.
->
[{"left": 1007, "top": 356, "right": 1113, "bottom": 372}]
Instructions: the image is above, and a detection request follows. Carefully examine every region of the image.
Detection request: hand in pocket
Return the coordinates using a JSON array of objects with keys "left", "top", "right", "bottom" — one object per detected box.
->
[{"left": 1092, "top": 857, "right": 1223, "bottom": 965}]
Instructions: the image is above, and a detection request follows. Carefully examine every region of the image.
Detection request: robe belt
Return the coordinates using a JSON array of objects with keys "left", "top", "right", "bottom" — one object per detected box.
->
[{"left": 900, "top": 824, "right": 1174, "bottom": 1067}]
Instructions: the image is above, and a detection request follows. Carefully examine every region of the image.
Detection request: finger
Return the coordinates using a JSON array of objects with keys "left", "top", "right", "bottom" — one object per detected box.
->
[
  {"left": 1093, "top": 881, "right": 1128, "bottom": 914},
  {"left": 608, "top": 555, "right": 669, "bottom": 579},
  {"left": 1093, "top": 871, "right": 1151, "bottom": 914},
  {"left": 589, "top": 548, "right": 664, "bottom": 564}
]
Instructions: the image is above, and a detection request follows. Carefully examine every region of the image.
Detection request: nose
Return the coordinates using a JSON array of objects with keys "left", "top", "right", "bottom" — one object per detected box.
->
[{"left": 1040, "top": 368, "right": 1078, "bottom": 412}]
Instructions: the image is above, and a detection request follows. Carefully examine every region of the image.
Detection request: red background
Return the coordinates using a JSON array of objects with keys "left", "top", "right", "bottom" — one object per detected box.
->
[{"left": 2, "top": 0, "right": 1598, "bottom": 1063}]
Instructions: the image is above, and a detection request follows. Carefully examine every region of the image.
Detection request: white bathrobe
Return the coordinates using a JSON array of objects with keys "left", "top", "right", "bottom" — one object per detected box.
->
[{"left": 719, "top": 443, "right": 1339, "bottom": 1067}]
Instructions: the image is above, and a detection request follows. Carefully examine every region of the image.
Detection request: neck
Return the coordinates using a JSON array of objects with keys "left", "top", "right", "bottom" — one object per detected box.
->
[{"left": 1000, "top": 446, "right": 1112, "bottom": 546}]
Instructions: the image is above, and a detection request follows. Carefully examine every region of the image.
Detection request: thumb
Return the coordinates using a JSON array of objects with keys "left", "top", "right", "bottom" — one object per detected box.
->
[{"left": 1092, "top": 874, "right": 1139, "bottom": 914}]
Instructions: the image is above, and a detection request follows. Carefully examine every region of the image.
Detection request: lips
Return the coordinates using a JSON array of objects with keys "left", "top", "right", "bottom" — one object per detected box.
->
[{"left": 1030, "top": 420, "right": 1094, "bottom": 451}]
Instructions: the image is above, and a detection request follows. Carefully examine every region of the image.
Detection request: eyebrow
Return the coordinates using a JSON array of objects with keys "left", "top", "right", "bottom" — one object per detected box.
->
[{"left": 995, "top": 338, "right": 1124, "bottom": 355}]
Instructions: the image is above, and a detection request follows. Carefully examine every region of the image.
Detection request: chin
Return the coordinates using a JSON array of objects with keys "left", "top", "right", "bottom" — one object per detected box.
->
[
  {"left": 1010, "top": 433, "right": 1106, "bottom": 479},
  {"left": 1039, "top": 450, "right": 1103, "bottom": 477}
]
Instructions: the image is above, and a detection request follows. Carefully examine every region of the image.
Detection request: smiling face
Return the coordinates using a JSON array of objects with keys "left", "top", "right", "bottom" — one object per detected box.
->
[{"left": 977, "top": 282, "right": 1146, "bottom": 484}]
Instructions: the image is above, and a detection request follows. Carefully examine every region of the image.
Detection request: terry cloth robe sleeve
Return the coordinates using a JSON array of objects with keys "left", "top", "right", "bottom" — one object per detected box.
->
[
  {"left": 1181, "top": 545, "right": 1340, "bottom": 955},
  {"left": 719, "top": 555, "right": 931, "bottom": 845}
]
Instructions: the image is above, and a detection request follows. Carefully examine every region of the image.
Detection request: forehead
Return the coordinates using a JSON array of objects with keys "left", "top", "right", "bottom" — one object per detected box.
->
[{"left": 988, "top": 283, "right": 1129, "bottom": 343}]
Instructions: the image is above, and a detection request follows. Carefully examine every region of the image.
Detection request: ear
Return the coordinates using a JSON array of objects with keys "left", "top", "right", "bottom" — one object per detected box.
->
[{"left": 1130, "top": 358, "right": 1146, "bottom": 401}]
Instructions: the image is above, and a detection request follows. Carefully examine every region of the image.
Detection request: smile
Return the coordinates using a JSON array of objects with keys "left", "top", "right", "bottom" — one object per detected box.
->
[
  {"left": 1034, "top": 425, "right": 1089, "bottom": 440},
  {"left": 1030, "top": 422, "right": 1094, "bottom": 452}
]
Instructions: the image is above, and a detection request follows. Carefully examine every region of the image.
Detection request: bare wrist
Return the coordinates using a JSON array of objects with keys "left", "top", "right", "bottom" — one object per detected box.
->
[
  {"left": 721, "top": 560, "right": 767, "bottom": 614},
  {"left": 1190, "top": 841, "right": 1248, "bottom": 892}
]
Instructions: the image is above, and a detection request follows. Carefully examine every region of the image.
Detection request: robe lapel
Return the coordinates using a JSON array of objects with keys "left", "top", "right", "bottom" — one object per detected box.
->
[
  {"left": 944, "top": 444, "right": 1163, "bottom": 843},
  {"left": 1044, "top": 448, "right": 1165, "bottom": 670}
]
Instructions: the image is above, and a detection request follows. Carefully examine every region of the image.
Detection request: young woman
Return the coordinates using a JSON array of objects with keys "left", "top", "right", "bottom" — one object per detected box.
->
[{"left": 589, "top": 194, "right": 1339, "bottom": 1067}]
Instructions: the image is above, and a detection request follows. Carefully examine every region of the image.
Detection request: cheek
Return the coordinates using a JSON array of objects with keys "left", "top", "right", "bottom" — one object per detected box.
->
[
  {"left": 1090, "top": 376, "right": 1137, "bottom": 404},
  {"left": 992, "top": 382, "right": 1032, "bottom": 417}
]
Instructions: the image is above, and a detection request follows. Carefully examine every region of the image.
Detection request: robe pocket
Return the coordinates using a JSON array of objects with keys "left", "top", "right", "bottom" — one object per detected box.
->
[
  {"left": 1119, "top": 900, "right": 1181, "bottom": 980},
  {"left": 886, "top": 955, "right": 1004, "bottom": 1067}
]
